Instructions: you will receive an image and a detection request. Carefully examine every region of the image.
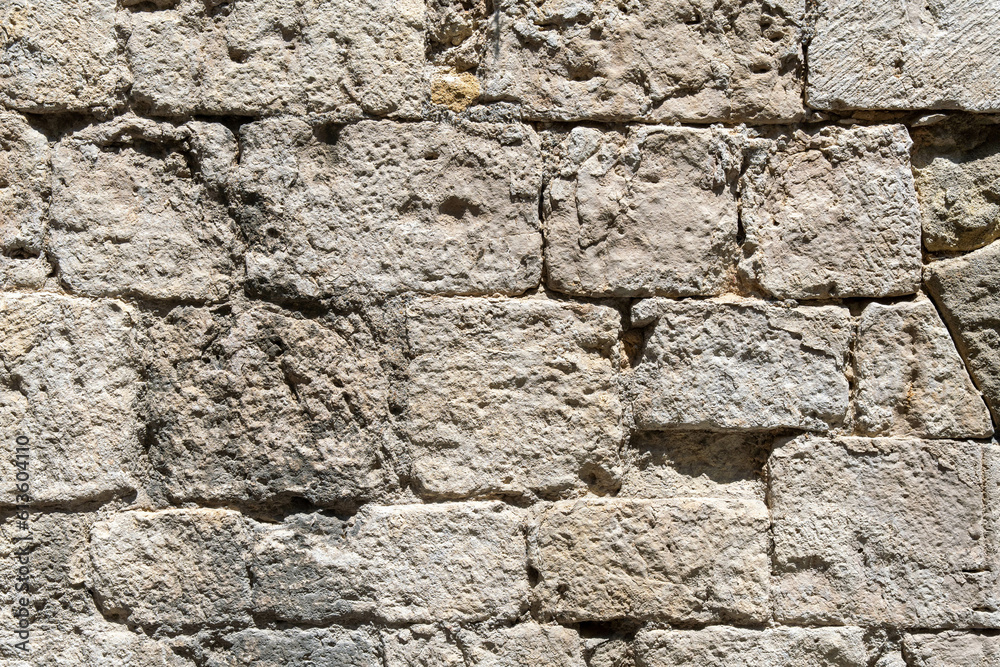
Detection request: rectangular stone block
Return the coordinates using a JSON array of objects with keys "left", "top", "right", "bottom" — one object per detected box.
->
[
  {"left": 0, "top": 0, "right": 129, "bottom": 112},
  {"left": 807, "top": 0, "right": 1000, "bottom": 112},
  {"left": 770, "top": 435, "right": 996, "bottom": 628},
  {"left": 383, "top": 623, "right": 585, "bottom": 667},
  {"left": 0, "top": 293, "right": 142, "bottom": 506},
  {"left": 126, "top": 0, "right": 425, "bottom": 118},
  {"left": 532, "top": 498, "right": 770, "bottom": 623},
  {"left": 630, "top": 297, "right": 850, "bottom": 431},
  {"left": 0, "top": 111, "right": 50, "bottom": 289},
  {"left": 739, "top": 125, "right": 921, "bottom": 299},
  {"left": 480, "top": 0, "right": 804, "bottom": 122},
  {"left": 406, "top": 297, "right": 623, "bottom": 500},
  {"left": 206, "top": 628, "right": 381, "bottom": 667},
  {"left": 50, "top": 115, "right": 241, "bottom": 302},
  {"left": 904, "top": 632, "right": 1000, "bottom": 667},
  {"left": 545, "top": 125, "right": 740, "bottom": 297},
  {"left": 235, "top": 118, "right": 542, "bottom": 300},
  {"left": 634, "top": 626, "right": 867, "bottom": 667}
]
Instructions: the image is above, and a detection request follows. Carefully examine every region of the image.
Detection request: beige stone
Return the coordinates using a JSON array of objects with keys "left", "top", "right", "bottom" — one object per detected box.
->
[
  {"left": 383, "top": 623, "right": 585, "bottom": 667},
  {"left": 904, "top": 632, "right": 1000, "bottom": 667},
  {"left": 206, "top": 627, "right": 381, "bottom": 667},
  {"left": 0, "top": 111, "right": 50, "bottom": 289}
]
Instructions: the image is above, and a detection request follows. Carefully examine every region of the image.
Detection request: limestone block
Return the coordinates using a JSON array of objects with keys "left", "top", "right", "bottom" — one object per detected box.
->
[
  {"left": 383, "top": 623, "right": 585, "bottom": 667},
  {"left": 925, "top": 240, "right": 1000, "bottom": 423},
  {"left": 206, "top": 628, "right": 381, "bottom": 667},
  {"left": 89, "top": 509, "right": 253, "bottom": 631},
  {"left": 807, "top": 1, "right": 1000, "bottom": 112},
  {"left": 0, "top": 111, "right": 50, "bottom": 288},
  {"left": 854, "top": 299, "right": 993, "bottom": 439},
  {"left": 630, "top": 297, "right": 850, "bottom": 431},
  {"left": 634, "top": 626, "right": 868, "bottom": 667},
  {"left": 544, "top": 125, "right": 741, "bottom": 297},
  {"left": 532, "top": 498, "right": 770, "bottom": 623},
  {"left": 912, "top": 119, "right": 1000, "bottom": 252},
  {"left": 739, "top": 125, "right": 921, "bottom": 298},
  {"left": 145, "top": 303, "right": 392, "bottom": 509},
  {"left": 770, "top": 435, "right": 995, "bottom": 627},
  {"left": 480, "top": 0, "right": 804, "bottom": 122},
  {"left": 904, "top": 632, "right": 1000, "bottom": 667},
  {"left": 235, "top": 118, "right": 542, "bottom": 300},
  {"left": 0, "top": 0, "right": 129, "bottom": 112},
  {"left": 126, "top": 0, "right": 425, "bottom": 118},
  {"left": 0, "top": 293, "right": 142, "bottom": 506},
  {"left": 406, "top": 297, "right": 622, "bottom": 500},
  {"left": 50, "top": 115, "right": 241, "bottom": 302}
]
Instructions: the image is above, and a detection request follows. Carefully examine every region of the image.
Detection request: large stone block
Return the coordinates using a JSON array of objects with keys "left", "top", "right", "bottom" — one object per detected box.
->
[
  {"left": 532, "top": 498, "right": 770, "bottom": 623},
  {"left": 853, "top": 299, "right": 993, "bottom": 439},
  {"left": 544, "top": 125, "right": 741, "bottom": 297},
  {"left": 807, "top": 0, "right": 1000, "bottom": 112},
  {"left": 0, "top": 111, "right": 50, "bottom": 288},
  {"left": 383, "top": 623, "right": 585, "bottom": 667},
  {"left": 235, "top": 118, "right": 542, "bottom": 300},
  {"left": 50, "top": 115, "right": 241, "bottom": 302},
  {"left": 0, "top": 293, "right": 142, "bottom": 506},
  {"left": 480, "top": 0, "right": 804, "bottom": 122},
  {"left": 0, "top": 0, "right": 129, "bottom": 112},
  {"left": 126, "top": 0, "right": 425, "bottom": 118},
  {"left": 739, "top": 125, "right": 921, "bottom": 299},
  {"left": 904, "top": 632, "right": 1000, "bottom": 667},
  {"left": 630, "top": 297, "right": 850, "bottom": 431},
  {"left": 89, "top": 509, "right": 253, "bottom": 632},
  {"left": 206, "top": 628, "right": 381, "bottom": 667},
  {"left": 770, "top": 435, "right": 996, "bottom": 627},
  {"left": 406, "top": 297, "right": 622, "bottom": 500},
  {"left": 145, "top": 303, "right": 393, "bottom": 509}
]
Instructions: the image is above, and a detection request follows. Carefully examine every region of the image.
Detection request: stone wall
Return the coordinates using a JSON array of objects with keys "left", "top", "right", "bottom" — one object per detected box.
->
[{"left": 2, "top": 1, "right": 1000, "bottom": 665}]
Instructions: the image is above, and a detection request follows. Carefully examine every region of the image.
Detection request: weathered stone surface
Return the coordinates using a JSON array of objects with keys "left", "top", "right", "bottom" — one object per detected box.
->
[
  {"left": 807, "top": 1, "right": 1000, "bottom": 112},
  {"left": 207, "top": 628, "right": 381, "bottom": 667},
  {"left": 383, "top": 623, "right": 585, "bottom": 667},
  {"left": 480, "top": 0, "right": 804, "bottom": 122},
  {"left": 770, "top": 435, "right": 996, "bottom": 627},
  {"left": 904, "top": 632, "right": 1000, "bottom": 666},
  {"left": 90, "top": 509, "right": 253, "bottom": 631},
  {"left": 532, "top": 498, "right": 770, "bottom": 623},
  {"left": 739, "top": 125, "right": 921, "bottom": 299},
  {"left": 145, "top": 303, "right": 393, "bottom": 509},
  {"left": 0, "top": 293, "right": 142, "bottom": 506},
  {"left": 0, "top": 0, "right": 129, "bottom": 112},
  {"left": 630, "top": 297, "right": 850, "bottom": 431},
  {"left": 912, "top": 119, "right": 1000, "bottom": 252},
  {"left": 406, "top": 296, "right": 622, "bottom": 500},
  {"left": 634, "top": 626, "right": 867, "bottom": 667},
  {"left": 126, "top": 0, "right": 425, "bottom": 118},
  {"left": 925, "top": 240, "right": 1000, "bottom": 423},
  {"left": 50, "top": 115, "right": 241, "bottom": 302},
  {"left": 854, "top": 299, "right": 993, "bottom": 439},
  {"left": 253, "top": 503, "right": 529, "bottom": 624},
  {"left": 235, "top": 118, "right": 542, "bottom": 300},
  {"left": 0, "top": 111, "right": 50, "bottom": 289},
  {"left": 544, "top": 125, "right": 741, "bottom": 297}
]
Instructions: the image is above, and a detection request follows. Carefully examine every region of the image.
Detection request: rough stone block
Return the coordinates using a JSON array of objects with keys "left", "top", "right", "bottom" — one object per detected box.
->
[
  {"left": 235, "top": 118, "right": 542, "bottom": 300},
  {"left": 126, "top": 0, "right": 425, "bottom": 118},
  {"left": 532, "top": 498, "right": 770, "bottom": 623},
  {"left": 544, "top": 125, "right": 741, "bottom": 297},
  {"left": 0, "top": 293, "right": 142, "bottom": 506},
  {"left": 630, "top": 297, "right": 850, "bottom": 431},
  {"left": 50, "top": 115, "right": 241, "bottom": 302},
  {"left": 383, "top": 623, "right": 585, "bottom": 667},
  {"left": 770, "top": 435, "right": 996, "bottom": 627},
  {"left": 89, "top": 509, "right": 253, "bottom": 632},
  {"left": 406, "top": 297, "right": 622, "bottom": 500},
  {"left": 145, "top": 303, "right": 393, "bottom": 509},
  {"left": 634, "top": 626, "right": 868, "bottom": 667},
  {"left": 0, "top": 0, "right": 129, "bottom": 112},
  {"left": 807, "top": 0, "right": 1000, "bottom": 112},
  {"left": 0, "top": 111, "right": 50, "bottom": 289},
  {"left": 854, "top": 299, "right": 993, "bottom": 439},
  {"left": 206, "top": 628, "right": 381, "bottom": 667},
  {"left": 904, "top": 632, "right": 1000, "bottom": 667},
  {"left": 739, "top": 125, "right": 921, "bottom": 299},
  {"left": 480, "top": 0, "right": 805, "bottom": 122}
]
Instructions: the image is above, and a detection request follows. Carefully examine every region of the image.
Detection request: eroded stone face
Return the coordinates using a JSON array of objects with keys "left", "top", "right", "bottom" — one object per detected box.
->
[
  {"left": 770, "top": 435, "right": 996, "bottom": 628},
  {"left": 406, "top": 296, "right": 623, "bottom": 500},
  {"left": 0, "top": 111, "right": 50, "bottom": 288},
  {"left": 480, "top": 0, "right": 805, "bottom": 122},
  {"left": 904, "top": 632, "right": 1000, "bottom": 667},
  {"left": 807, "top": 0, "right": 1000, "bottom": 112},
  {"left": 739, "top": 125, "right": 922, "bottom": 299},
  {"left": 382, "top": 623, "right": 585, "bottom": 667},
  {"left": 234, "top": 118, "right": 542, "bottom": 300},
  {"left": 205, "top": 627, "right": 382, "bottom": 667},
  {"left": 532, "top": 498, "right": 770, "bottom": 624},
  {"left": 126, "top": 0, "right": 425, "bottom": 118},
  {"left": 630, "top": 297, "right": 851, "bottom": 432},
  {"left": 544, "top": 125, "right": 741, "bottom": 297}
]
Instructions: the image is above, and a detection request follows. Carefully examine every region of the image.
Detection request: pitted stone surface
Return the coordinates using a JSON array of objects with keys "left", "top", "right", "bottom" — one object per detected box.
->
[
  {"left": 904, "top": 632, "right": 1000, "bottom": 667},
  {"left": 0, "top": 111, "right": 50, "bottom": 289},
  {"left": 206, "top": 627, "right": 381, "bottom": 667},
  {"left": 383, "top": 623, "right": 585, "bottom": 667}
]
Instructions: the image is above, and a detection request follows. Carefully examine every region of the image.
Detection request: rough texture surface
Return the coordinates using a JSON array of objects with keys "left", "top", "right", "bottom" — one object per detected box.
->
[
  {"left": 904, "top": 632, "right": 1000, "bottom": 667},
  {"left": 0, "top": 111, "right": 50, "bottom": 289}
]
